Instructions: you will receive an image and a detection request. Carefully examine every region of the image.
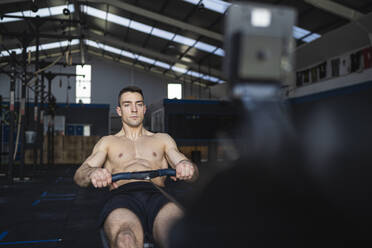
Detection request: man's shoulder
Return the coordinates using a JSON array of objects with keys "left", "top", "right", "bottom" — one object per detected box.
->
[
  {"left": 153, "top": 132, "right": 172, "bottom": 139},
  {"left": 152, "top": 133, "right": 176, "bottom": 145},
  {"left": 99, "top": 135, "right": 114, "bottom": 141},
  {"left": 97, "top": 135, "right": 118, "bottom": 145}
]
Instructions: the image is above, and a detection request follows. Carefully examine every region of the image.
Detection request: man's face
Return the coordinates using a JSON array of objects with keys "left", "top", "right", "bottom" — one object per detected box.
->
[{"left": 116, "top": 92, "right": 146, "bottom": 127}]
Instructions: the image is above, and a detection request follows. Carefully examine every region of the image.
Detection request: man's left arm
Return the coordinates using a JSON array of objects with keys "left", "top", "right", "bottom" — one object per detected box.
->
[{"left": 162, "top": 134, "right": 199, "bottom": 182}]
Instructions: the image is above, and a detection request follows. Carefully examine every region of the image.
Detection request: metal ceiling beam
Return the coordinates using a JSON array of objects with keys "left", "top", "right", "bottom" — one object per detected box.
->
[
  {"left": 85, "top": 0, "right": 223, "bottom": 41},
  {"left": 73, "top": 0, "right": 86, "bottom": 65},
  {"left": 87, "top": 30, "right": 222, "bottom": 78},
  {"left": 304, "top": 0, "right": 364, "bottom": 21},
  {"left": 0, "top": 31, "right": 80, "bottom": 40},
  {"left": 87, "top": 49, "right": 210, "bottom": 86},
  {"left": 1, "top": 27, "right": 222, "bottom": 78},
  {"left": 0, "top": 0, "right": 28, "bottom": 4}
]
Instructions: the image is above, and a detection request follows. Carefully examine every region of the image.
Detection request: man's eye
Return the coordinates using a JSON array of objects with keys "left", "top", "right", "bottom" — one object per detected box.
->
[{"left": 124, "top": 104, "right": 129, "bottom": 107}]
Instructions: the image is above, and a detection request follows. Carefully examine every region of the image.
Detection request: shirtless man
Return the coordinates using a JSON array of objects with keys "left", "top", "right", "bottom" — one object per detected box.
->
[{"left": 74, "top": 86, "right": 198, "bottom": 248}]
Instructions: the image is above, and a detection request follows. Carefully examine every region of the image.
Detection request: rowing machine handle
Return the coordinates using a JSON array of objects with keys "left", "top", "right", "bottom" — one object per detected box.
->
[{"left": 111, "top": 169, "right": 176, "bottom": 182}]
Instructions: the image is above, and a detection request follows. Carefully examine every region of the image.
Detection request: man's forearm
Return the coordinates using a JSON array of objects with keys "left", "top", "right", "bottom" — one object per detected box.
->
[{"left": 74, "top": 163, "right": 97, "bottom": 187}]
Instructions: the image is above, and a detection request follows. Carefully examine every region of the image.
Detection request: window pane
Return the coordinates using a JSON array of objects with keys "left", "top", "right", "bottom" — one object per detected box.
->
[
  {"left": 76, "top": 64, "right": 91, "bottom": 81},
  {"left": 76, "top": 64, "right": 91, "bottom": 103},
  {"left": 76, "top": 97, "right": 91, "bottom": 104},
  {"left": 302, "top": 33, "right": 321, "bottom": 43},
  {"left": 83, "top": 125, "right": 91, "bottom": 136},
  {"left": 293, "top": 26, "right": 310, "bottom": 39},
  {"left": 168, "top": 84, "right": 182, "bottom": 99},
  {"left": 76, "top": 81, "right": 91, "bottom": 98}
]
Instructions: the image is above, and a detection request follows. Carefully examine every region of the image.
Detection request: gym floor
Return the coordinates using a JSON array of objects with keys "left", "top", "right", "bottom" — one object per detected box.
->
[{"left": 0, "top": 165, "right": 107, "bottom": 247}]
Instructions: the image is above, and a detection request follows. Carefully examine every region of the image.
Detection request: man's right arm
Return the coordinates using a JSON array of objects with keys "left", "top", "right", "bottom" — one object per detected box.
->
[{"left": 73, "top": 137, "right": 116, "bottom": 188}]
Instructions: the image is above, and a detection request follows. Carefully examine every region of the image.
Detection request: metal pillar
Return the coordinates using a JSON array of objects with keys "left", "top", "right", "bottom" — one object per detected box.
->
[
  {"left": 39, "top": 73, "right": 45, "bottom": 168},
  {"left": 19, "top": 44, "right": 28, "bottom": 180},
  {"left": 0, "top": 95, "right": 3, "bottom": 171},
  {"left": 43, "top": 71, "right": 82, "bottom": 166},
  {"left": 45, "top": 73, "right": 55, "bottom": 166},
  {"left": 8, "top": 52, "right": 16, "bottom": 183},
  {"left": 33, "top": 23, "right": 40, "bottom": 172}
]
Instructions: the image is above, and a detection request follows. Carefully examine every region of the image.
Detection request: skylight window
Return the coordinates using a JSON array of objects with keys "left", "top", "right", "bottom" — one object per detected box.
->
[
  {"left": 214, "top": 48, "right": 225, "bottom": 56},
  {"left": 187, "top": 71, "right": 203, "bottom": 78},
  {"left": 182, "top": 0, "right": 200, "bottom": 5},
  {"left": 60, "top": 40, "right": 80, "bottom": 47},
  {"left": 22, "top": 8, "right": 50, "bottom": 17},
  {"left": 84, "top": 5, "right": 107, "bottom": 20},
  {"left": 172, "top": 66, "right": 188, "bottom": 74},
  {"left": 173, "top": 35, "right": 197, "bottom": 47},
  {"left": 26, "top": 46, "right": 36, "bottom": 53},
  {"left": 50, "top": 5, "right": 74, "bottom": 16},
  {"left": 202, "top": 0, "right": 230, "bottom": 14},
  {"left": 84, "top": 39, "right": 222, "bottom": 83},
  {"left": 152, "top": 28, "right": 175, "bottom": 40},
  {"left": 0, "top": 17, "right": 22, "bottom": 23},
  {"left": 0, "top": 49, "right": 22, "bottom": 56},
  {"left": 183, "top": 0, "right": 230, "bottom": 13},
  {"left": 293, "top": 26, "right": 311, "bottom": 39},
  {"left": 0, "top": 4, "right": 74, "bottom": 23},
  {"left": 103, "top": 45, "right": 122, "bottom": 55},
  {"left": 137, "top": 56, "right": 156, "bottom": 64},
  {"left": 41, "top": 41, "right": 63, "bottom": 50},
  {"left": 107, "top": 12, "right": 130, "bottom": 27},
  {"left": 154, "top": 61, "right": 171, "bottom": 69},
  {"left": 182, "top": 0, "right": 321, "bottom": 43},
  {"left": 130, "top": 21, "right": 153, "bottom": 34},
  {"left": 302, "top": 33, "right": 321, "bottom": 43},
  {"left": 81, "top": 5, "right": 224, "bottom": 56},
  {"left": 0, "top": 39, "right": 79, "bottom": 57},
  {"left": 85, "top": 39, "right": 100, "bottom": 49},
  {"left": 194, "top": 41, "right": 217, "bottom": 53},
  {"left": 121, "top": 50, "right": 136, "bottom": 59},
  {"left": 202, "top": 75, "right": 219, "bottom": 82}
]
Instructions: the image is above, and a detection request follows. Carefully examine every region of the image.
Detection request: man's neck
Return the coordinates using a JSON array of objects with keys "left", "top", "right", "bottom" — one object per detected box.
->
[{"left": 121, "top": 124, "right": 145, "bottom": 140}]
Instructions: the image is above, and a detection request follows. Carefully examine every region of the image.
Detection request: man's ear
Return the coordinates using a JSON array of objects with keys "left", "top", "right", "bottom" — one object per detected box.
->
[
  {"left": 116, "top": 106, "right": 122, "bottom": 116},
  {"left": 144, "top": 105, "right": 147, "bottom": 114}
]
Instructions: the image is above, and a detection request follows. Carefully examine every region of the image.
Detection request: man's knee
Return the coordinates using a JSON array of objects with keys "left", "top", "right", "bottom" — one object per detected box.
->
[
  {"left": 115, "top": 228, "right": 138, "bottom": 248},
  {"left": 104, "top": 208, "right": 143, "bottom": 247}
]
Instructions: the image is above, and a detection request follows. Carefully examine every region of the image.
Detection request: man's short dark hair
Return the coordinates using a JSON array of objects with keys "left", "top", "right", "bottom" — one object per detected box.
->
[{"left": 118, "top": 86, "right": 144, "bottom": 106}]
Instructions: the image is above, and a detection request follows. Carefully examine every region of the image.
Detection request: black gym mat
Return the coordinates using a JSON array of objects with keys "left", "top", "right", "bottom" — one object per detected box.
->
[{"left": 0, "top": 165, "right": 108, "bottom": 248}]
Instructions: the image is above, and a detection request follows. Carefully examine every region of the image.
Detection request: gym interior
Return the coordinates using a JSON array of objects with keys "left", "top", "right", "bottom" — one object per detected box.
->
[{"left": 1, "top": 0, "right": 372, "bottom": 247}]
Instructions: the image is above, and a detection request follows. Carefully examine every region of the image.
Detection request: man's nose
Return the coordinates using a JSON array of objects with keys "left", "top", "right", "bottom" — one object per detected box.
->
[{"left": 131, "top": 105, "right": 138, "bottom": 112}]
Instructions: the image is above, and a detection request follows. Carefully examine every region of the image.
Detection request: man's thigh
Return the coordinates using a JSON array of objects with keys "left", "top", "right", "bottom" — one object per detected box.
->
[
  {"left": 104, "top": 208, "right": 144, "bottom": 245},
  {"left": 153, "top": 202, "right": 184, "bottom": 245}
]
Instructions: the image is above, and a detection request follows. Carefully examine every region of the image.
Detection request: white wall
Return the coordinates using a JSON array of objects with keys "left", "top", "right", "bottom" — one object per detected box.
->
[
  {"left": 210, "top": 83, "right": 230, "bottom": 100},
  {"left": 288, "top": 67, "right": 372, "bottom": 99},
  {"left": 0, "top": 53, "right": 212, "bottom": 114},
  {"left": 295, "top": 12, "right": 372, "bottom": 71},
  {"left": 89, "top": 56, "right": 167, "bottom": 115},
  {"left": 0, "top": 73, "right": 10, "bottom": 101},
  {"left": 209, "top": 12, "right": 372, "bottom": 101}
]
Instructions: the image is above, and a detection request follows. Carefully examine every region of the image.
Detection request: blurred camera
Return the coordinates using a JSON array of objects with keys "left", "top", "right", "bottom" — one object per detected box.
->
[{"left": 224, "top": 2, "right": 296, "bottom": 89}]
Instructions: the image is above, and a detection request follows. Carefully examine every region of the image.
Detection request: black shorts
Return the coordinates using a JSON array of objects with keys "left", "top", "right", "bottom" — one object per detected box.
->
[{"left": 99, "top": 182, "right": 170, "bottom": 239}]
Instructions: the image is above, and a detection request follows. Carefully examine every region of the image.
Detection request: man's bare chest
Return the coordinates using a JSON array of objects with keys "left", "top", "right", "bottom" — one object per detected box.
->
[{"left": 107, "top": 137, "right": 164, "bottom": 162}]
